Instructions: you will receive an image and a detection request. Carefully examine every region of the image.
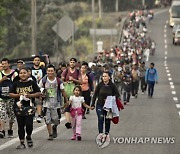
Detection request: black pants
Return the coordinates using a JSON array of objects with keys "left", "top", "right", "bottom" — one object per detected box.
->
[
  {"left": 140, "top": 77, "right": 147, "bottom": 92},
  {"left": 131, "top": 80, "right": 139, "bottom": 96},
  {"left": 16, "top": 115, "right": 33, "bottom": 140},
  {"left": 82, "top": 90, "right": 91, "bottom": 115}
]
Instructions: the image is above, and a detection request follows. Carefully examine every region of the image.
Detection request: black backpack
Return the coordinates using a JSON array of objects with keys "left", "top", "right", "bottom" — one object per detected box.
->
[{"left": 0, "top": 71, "right": 15, "bottom": 99}]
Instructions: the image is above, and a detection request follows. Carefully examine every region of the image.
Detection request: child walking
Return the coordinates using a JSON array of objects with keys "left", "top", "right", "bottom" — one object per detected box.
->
[{"left": 69, "top": 85, "right": 93, "bottom": 141}]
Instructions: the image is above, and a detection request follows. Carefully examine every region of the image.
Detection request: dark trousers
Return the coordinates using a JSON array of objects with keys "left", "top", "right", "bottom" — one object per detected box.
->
[
  {"left": 147, "top": 81, "right": 155, "bottom": 97},
  {"left": 140, "top": 77, "right": 147, "bottom": 92},
  {"left": 82, "top": 90, "right": 91, "bottom": 115},
  {"left": 16, "top": 115, "right": 33, "bottom": 140},
  {"left": 131, "top": 80, "right": 139, "bottom": 96},
  {"left": 123, "top": 91, "right": 131, "bottom": 103},
  {"left": 96, "top": 104, "right": 111, "bottom": 134}
]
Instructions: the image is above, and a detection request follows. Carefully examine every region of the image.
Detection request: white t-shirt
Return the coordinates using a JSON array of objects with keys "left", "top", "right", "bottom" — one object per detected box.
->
[
  {"left": 69, "top": 95, "right": 85, "bottom": 108},
  {"left": 39, "top": 77, "right": 64, "bottom": 108}
]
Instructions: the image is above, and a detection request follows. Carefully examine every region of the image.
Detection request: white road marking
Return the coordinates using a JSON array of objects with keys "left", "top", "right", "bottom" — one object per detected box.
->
[
  {"left": 170, "top": 82, "right": 174, "bottom": 85},
  {"left": 166, "top": 20, "right": 168, "bottom": 24},
  {"left": 0, "top": 117, "right": 66, "bottom": 151},
  {"left": 165, "top": 51, "right": 167, "bottom": 55},
  {"left": 165, "top": 67, "right": 168, "bottom": 70},
  {"left": 171, "top": 85, "right": 175, "bottom": 89},
  {"left": 172, "top": 91, "right": 176, "bottom": 95},
  {"left": 168, "top": 78, "right": 172, "bottom": 81},
  {"left": 164, "top": 25, "right": 167, "bottom": 28},
  {"left": 166, "top": 70, "right": 170, "bottom": 73},
  {"left": 173, "top": 97, "right": 178, "bottom": 102},
  {"left": 164, "top": 34, "right": 167, "bottom": 38},
  {"left": 176, "top": 104, "right": 180, "bottom": 108},
  {"left": 165, "top": 45, "right": 167, "bottom": 49},
  {"left": 164, "top": 56, "right": 167, "bottom": 59},
  {"left": 167, "top": 73, "right": 171, "bottom": 76},
  {"left": 164, "top": 29, "right": 167, "bottom": 33}
]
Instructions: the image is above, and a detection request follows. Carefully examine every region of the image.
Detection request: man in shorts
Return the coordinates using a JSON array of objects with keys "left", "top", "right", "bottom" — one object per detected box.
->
[
  {"left": 39, "top": 64, "right": 68, "bottom": 140},
  {"left": 0, "top": 58, "right": 18, "bottom": 138}
]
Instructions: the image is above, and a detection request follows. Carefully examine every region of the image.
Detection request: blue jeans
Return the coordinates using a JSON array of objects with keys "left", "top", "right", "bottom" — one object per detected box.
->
[
  {"left": 147, "top": 81, "right": 155, "bottom": 97},
  {"left": 96, "top": 104, "right": 111, "bottom": 134}
]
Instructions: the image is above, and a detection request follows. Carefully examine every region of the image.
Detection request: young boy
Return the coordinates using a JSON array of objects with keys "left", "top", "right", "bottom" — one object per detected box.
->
[{"left": 39, "top": 64, "right": 68, "bottom": 140}]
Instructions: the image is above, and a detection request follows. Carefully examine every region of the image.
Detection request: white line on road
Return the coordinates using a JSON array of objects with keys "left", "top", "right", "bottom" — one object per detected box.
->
[
  {"left": 164, "top": 25, "right": 167, "bottom": 28},
  {"left": 166, "top": 20, "right": 168, "bottom": 24},
  {"left": 164, "top": 29, "right": 167, "bottom": 33},
  {"left": 173, "top": 97, "right": 178, "bottom": 102},
  {"left": 176, "top": 104, "right": 180, "bottom": 108},
  {"left": 167, "top": 73, "right": 171, "bottom": 76},
  {"left": 166, "top": 70, "right": 170, "bottom": 73},
  {"left": 164, "top": 34, "right": 167, "bottom": 38},
  {"left": 164, "top": 56, "right": 167, "bottom": 59},
  {"left": 0, "top": 117, "right": 66, "bottom": 151},
  {"left": 171, "top": 85, "right": 175, "bottom": 89},
  {"left": 165, "top": 67, "right": 168, "bottom": 70},
  {"left": 168, "top": 77, "right": 172, "bottom": 81},
  {"left": 165, "top": 51, "right": 167, "bottom": 55},
  {"left": 170, "top": 82, "right": 174, "bottom": 85},
  {"left": 172, "top": 91, "right": 176, "bottom": 95}
]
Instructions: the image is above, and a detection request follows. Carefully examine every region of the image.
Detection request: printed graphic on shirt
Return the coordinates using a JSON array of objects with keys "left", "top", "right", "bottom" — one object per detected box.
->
[
  {"left": 32, "top": 69, "right": 43, "bottom": 81},
  {"left": 16, "top": 85, "right": 34, "bottom": 94},
  {"left": 47, "top": 88, "right": 56, "bottom": 98}
]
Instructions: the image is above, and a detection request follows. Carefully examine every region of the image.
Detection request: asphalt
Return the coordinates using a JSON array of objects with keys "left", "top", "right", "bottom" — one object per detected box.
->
[{"left": 1, "top": 8, "right": 180, "bottom": 154}]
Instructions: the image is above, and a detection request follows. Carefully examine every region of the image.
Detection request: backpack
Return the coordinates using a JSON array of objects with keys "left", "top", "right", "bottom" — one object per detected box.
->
[
  {"left": 0, "top": 71, "right": 15, "bottom": 99},
  {"left": 42, "top": 76, "right": 62, "bottom": 103},
  {"left": 64, "top": 68, "right": 80, "bottom": 82}
]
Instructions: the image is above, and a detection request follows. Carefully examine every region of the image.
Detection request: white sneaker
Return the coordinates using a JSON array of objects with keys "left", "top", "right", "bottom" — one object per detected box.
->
[
  {"left": 36, "top": 117, "right": 42, "bottom": 123},
  {"left": 33, "top": 117, "right": 37, "bottom": 122}
]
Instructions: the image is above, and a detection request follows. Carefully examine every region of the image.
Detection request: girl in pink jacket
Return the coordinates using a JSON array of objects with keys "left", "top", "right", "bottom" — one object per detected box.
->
[{"left": 69, "top": 85, "right": 93, "bottom": 141}]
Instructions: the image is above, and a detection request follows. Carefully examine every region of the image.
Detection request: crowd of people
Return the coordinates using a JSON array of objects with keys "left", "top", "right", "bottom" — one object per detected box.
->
[{"left": 0, "top": 9, "right": 159, "bottom": 149}]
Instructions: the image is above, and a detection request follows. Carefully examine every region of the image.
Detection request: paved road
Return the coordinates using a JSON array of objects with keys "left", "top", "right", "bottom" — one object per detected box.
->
[{"left": 1, "top": 9, "right": 180, "bottom": 154}]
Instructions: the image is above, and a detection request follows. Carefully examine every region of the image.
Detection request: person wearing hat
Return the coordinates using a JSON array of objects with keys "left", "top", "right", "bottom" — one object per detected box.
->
[{"left": 13, "top": 60, "right": 25, "bottom": 83}]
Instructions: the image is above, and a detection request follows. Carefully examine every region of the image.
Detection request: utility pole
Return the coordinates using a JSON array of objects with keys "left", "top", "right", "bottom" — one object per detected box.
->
[
  {"left": 92, "top": 0, "right": 96, "bottom": 53},
  {"left": 116, "top": 0, "right": 119, "bottom": 12},
  {"left": 31, "top": 0, "right": 37, "bottom": 55},
  {"left": 142, "top": 0, "right": 145, "bottom": 8},
  {"left": 98, "top": 0, "right": 102, "bottom": 19}
]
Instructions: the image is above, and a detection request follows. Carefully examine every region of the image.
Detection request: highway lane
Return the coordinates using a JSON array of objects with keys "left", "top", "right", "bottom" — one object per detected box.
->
[{"left": 1, "top": 9, "right": 180, "bottom": 154}]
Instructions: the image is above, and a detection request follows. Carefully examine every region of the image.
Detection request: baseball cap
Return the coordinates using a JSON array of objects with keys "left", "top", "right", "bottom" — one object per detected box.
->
[{"left": 17, "top": 60, "right": 24, "bottom": 64}]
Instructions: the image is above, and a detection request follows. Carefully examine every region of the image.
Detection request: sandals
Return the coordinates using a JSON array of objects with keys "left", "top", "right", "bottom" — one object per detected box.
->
[{"left": 26, "top": 136, "right": 33, "bottom": 148}]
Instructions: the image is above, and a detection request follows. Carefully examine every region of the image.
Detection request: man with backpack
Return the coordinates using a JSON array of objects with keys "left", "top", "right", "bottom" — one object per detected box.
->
[
  {"left": 39, "top": 64, "right": 68, "bottom": 140},
  {"left": 0, "top": 58, "right": 18, "bottom": 138},
  {"left": 61, "top": 58, "right": 82, "bottom": 129},
  {"left": 145, "top": 62, "right": 158, "bottom": 98}
]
